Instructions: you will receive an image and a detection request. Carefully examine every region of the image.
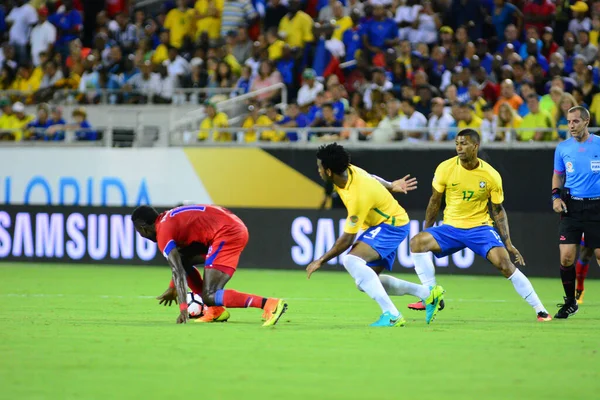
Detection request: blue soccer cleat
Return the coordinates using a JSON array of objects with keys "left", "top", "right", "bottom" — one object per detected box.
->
[
  {"left": 370, "top": 311, "right": 406, "bottom": 327},
  {"left": 423, "top": 285, "right": 445, "bottom": 324}
]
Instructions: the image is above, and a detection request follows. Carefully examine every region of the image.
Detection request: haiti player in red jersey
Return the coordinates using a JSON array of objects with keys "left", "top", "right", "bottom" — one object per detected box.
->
[{"left": 131, "top": 204, "right": 288, "bottom": 326}]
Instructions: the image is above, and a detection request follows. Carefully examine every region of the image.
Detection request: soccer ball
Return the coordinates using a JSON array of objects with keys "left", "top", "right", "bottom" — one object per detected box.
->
[{"left": 186, "top": 292, "right": 204, "bottom": 318}]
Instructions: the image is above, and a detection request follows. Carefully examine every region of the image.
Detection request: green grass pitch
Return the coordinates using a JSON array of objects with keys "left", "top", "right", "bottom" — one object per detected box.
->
[{"left": 1, "top": 263, "right": 599, "bottom": 400}]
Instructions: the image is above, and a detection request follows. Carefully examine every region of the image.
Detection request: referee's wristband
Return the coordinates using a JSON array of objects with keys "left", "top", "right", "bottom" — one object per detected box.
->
[{"left": 552, "top": 188, "right": 561, "bottom": 202}]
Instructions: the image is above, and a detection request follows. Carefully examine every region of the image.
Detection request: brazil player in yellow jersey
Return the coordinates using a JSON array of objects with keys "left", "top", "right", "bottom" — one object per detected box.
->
[
  {"left": 306, "top": 143, "right": 445, "bottom": 326},
  {"left": 406, "top": 129, "right": 552, "bottom": 322}
]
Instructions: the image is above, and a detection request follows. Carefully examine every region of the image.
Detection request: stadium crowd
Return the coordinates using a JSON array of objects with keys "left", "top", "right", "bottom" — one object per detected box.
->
[{"left": 0, "top": 0, "right": 599, "bottom": 142}]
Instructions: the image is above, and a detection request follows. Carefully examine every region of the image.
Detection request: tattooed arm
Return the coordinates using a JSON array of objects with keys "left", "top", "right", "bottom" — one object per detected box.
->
[
  {"left": 490, "top": 202, "right": 525, "bottom": 265},
  {"left": 167, "top": 249, "right": 189, "bottom": 324},
  {"left": 424, "top": 188, "right": 444, "bottom": 229}
]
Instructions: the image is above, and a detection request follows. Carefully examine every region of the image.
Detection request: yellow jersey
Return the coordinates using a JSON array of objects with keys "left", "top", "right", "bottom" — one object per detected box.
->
[
  {"left": 241, "top": 115, "right": 260, "bottom": 142},
  {"left": 195, "top": 0, "right": 224, "bottom": 40},
  {"left": 457, "top": 114, "right": 482, "bottom": 131},
  {"left": 432, "top": 156, "right": 504, "bottom": 229},
  {"left": 268, "top": 40, "right": 286, "bottom": 61},
  {"left": 164, "top": 8, "right": 196, "bottom": 48},
  {"left": 333, "top": 16, "right": 353, "bottom": 41},
  {"left": 5, "top": 114, "right": 34, "bottom": 141},
  {"left": 278, "top": 11, "right": 314, "bottom": 49},
  {"left": 198, "top": 112, "right": 230, "bottom": 141},
  {"left": 335, "top": 165, "right": 409, "bottom": 234},
  {"left": 152, "top": 44, "right": 169, "bottom": 64}
]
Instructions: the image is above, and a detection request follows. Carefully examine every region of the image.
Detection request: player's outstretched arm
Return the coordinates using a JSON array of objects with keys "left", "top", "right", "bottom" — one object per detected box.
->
[
  {"left": 424, "top": 188, "right": 444, "bottom": 229},
  {"left": 306, "top": 232, "right": 357, "bottom": 279},
  {"left": 167, "top": 249, "right": 189, "bottom": 324},
  {"left": 372, "top": 174, "right": 418, "bottom": 194},
  {"left": 490, "top": 202, "right": 525, "bottom": 266}
]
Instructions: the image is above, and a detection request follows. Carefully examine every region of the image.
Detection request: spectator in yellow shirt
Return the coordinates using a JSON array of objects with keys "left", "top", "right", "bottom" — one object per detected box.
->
[
  {"left": 10, "top": 66, "right": 42, "bottom": 103},
  {"left": 278, "top": 0, "right": 314, "bottom": 50},
  {"left": 457, "top": 103, "right": 483, "bottom": 131},
  {"left": 258, "top": 104, "right": 285, "bottom": 141},
  {"left": 198, "top": 101, "right": 230, "bottom": 141},
  {"left": 519, "top": 94, "right": 556, "bottom": 141},
  {"left": 0, "top": 98, "right": 15, "bottom": 138},
  {"left": 332, "top": 2, "right": 352, "bottom": 41},
  {"left": 496, "top": 102, "right": 522, "bottom": 142},
  {"left": 152, "top": 29, "right": 170, "bottom": 65},
  {"left": 164, "top": 0, "right": 196, "bottom": 48},
  {"left": 195, "top": 0, "right": 224, "bottom": 41},
  {"left": 266, "top": 28, "right": 286, "bottom": 61},
  {"left": 241, "top": 103, "right": 265, "bottom": 142},
  {"left": 4, "top": 102, "right": 34, "bottom": 141},
  {"left": 468, "top": 82, "right": 488, "bottom": 119}
]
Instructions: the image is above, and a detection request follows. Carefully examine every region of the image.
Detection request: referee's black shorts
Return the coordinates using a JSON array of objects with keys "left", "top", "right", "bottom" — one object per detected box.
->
[{"left": 559, "top": 196, "right": 600, "bottom": 248}]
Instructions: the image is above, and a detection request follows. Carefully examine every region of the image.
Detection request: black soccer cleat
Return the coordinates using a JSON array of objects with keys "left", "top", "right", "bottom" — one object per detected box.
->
[{"left": 554, "top": 297, "right": 579, "bottom": 319}]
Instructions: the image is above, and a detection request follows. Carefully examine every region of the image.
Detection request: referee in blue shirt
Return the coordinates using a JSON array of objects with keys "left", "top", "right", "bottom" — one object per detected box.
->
[{"left": 552, "top": 106, "right": 600, "bottom": 319}]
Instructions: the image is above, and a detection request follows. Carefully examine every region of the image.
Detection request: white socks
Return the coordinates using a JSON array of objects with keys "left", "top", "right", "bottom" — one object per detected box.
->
[
  {"left": 411, "top": 252, "right": 437, "bottom": 287},
  {"left": 344, "top": 255, "right": 400, "bottom": 316},
  {"left": 379, "top": 275, "right": 430, "bottom": 299},
  {"left": 508, "top": 268, "right": 547, "bottom": 314}
]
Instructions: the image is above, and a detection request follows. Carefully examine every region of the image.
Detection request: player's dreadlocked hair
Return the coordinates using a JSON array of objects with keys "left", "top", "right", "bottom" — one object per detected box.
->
[
  {"left": 131, "top": 205, "right": 160, "bottom": 226},
  {"left": 456, "top": 129, "right": 481, "bottom": 144},
  {"left": 317, "top": 142, "right": 350, "bottom": 174}
]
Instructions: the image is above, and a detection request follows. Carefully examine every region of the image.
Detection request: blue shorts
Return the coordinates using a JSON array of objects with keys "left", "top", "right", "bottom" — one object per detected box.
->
[
  {"left": 425, "top": 224, "right": 505, "bottom": 259},
  {"left": 357, "top": 223, "right": 410, "bottom": 271}
]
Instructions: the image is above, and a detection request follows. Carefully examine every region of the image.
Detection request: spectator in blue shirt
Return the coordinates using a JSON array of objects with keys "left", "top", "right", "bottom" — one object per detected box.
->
[
  {"left": 361, "top": 4, "right": 398, "bottom": 57},
  {"left": 330, "top": 83, "right": 346, "bottom": 123},
  {"left": 307, "top": 91, "right": 326, "bottom": 125},
  {"left": 342, "top": 10, "right": 362, "bottom": 68},
  {"left": 518, "top": 26, "right": 543, "bottom": 60},
  {"left": 476, "top": 39, "right": 494, "bottom": 74},
  {"left": 276, "top": 45, "right": 295, "bottom": 86},
  {"left": 27, "top": 104, "right": 52, "bottom": 140},
  {"left": 49, "top": 0, "right": 83, "bottom": 57},
  {"left": 491, "top": 0, "right": 523, "bottom": 41},
  {"left": 72, "top": 107, "right": 97, "bottom": 141},
  {"left": 524, "top": 38, "right": 550, "bottom": 73},
  {"left": 44, "top": 106, "right": 66, "bottom": 140},
  {"left": 232, "top": 65, "right": 252, "bottom": 97},
  {"left": 45, "top": 107, "right": 98, "bottom": 141},
  {"left": 498, "top": 24, "right": 521, "bottom": 53},
  {"left": 278, "top": 103, "right": 309, "bottom": 141}
]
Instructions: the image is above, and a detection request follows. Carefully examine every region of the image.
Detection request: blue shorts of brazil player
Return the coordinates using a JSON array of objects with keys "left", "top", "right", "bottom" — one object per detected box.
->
[
  {"left": 357, "top": 223, "right": 410, "bottom": 271},
  {"left": 425, "top": 224, "right": 505, "bottom": 259}
]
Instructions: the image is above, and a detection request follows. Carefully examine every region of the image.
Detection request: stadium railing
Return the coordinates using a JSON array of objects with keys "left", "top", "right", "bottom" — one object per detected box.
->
[
  {"left": 0, "top": 88, "right": 236, "bottom": 106},
  {"left": 1, "top": 124, "right": 596, "bottom": 149},
  {"left": 170, "top": 82, "right": 289, "bottom": 140}
]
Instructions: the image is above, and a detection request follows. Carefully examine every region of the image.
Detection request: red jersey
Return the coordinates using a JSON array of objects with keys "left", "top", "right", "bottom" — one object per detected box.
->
[{"left": 156, "top": 205, "right": 246, "bottom": 258}]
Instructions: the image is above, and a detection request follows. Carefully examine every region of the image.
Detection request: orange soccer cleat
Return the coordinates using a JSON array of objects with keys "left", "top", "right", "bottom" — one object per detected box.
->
[
  {"left": 262, "top": 298, "right": 288, "bottom": 326},
  {"left": 195, "top": 306, "right": 230, "bottom": 323}
]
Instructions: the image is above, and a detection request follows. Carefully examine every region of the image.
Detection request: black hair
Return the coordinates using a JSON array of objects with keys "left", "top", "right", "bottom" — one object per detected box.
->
[
  {"left": 456, "top": 129, "right": 480, "bottom": 144},
  {"left": 322, "top": 102, "right": 334, "bottom": 110},
  {"left": 317, "top": 143, "right": 350, "bottom": 174},
  {"left": 131, "top": 205, "right": 159, "bottom": 225}
]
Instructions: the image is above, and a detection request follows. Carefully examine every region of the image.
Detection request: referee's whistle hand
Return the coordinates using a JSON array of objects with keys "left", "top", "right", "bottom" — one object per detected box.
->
[{"left": 552, "top": 198, "right": 567, "bottom": 214}]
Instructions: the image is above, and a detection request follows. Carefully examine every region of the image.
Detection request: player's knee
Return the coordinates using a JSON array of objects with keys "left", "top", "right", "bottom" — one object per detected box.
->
[
  {"left": 410, "top": 234, "right": 427, "bottom": 253},
  {"left": 494, "top": 258, "right": 515, "bottom": 278},
  {"left": 356, "top": 283, "right": 365, "bottom": 292},
  {"left": 560, "top": 254, "right": 576, "bottom": 266}
]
